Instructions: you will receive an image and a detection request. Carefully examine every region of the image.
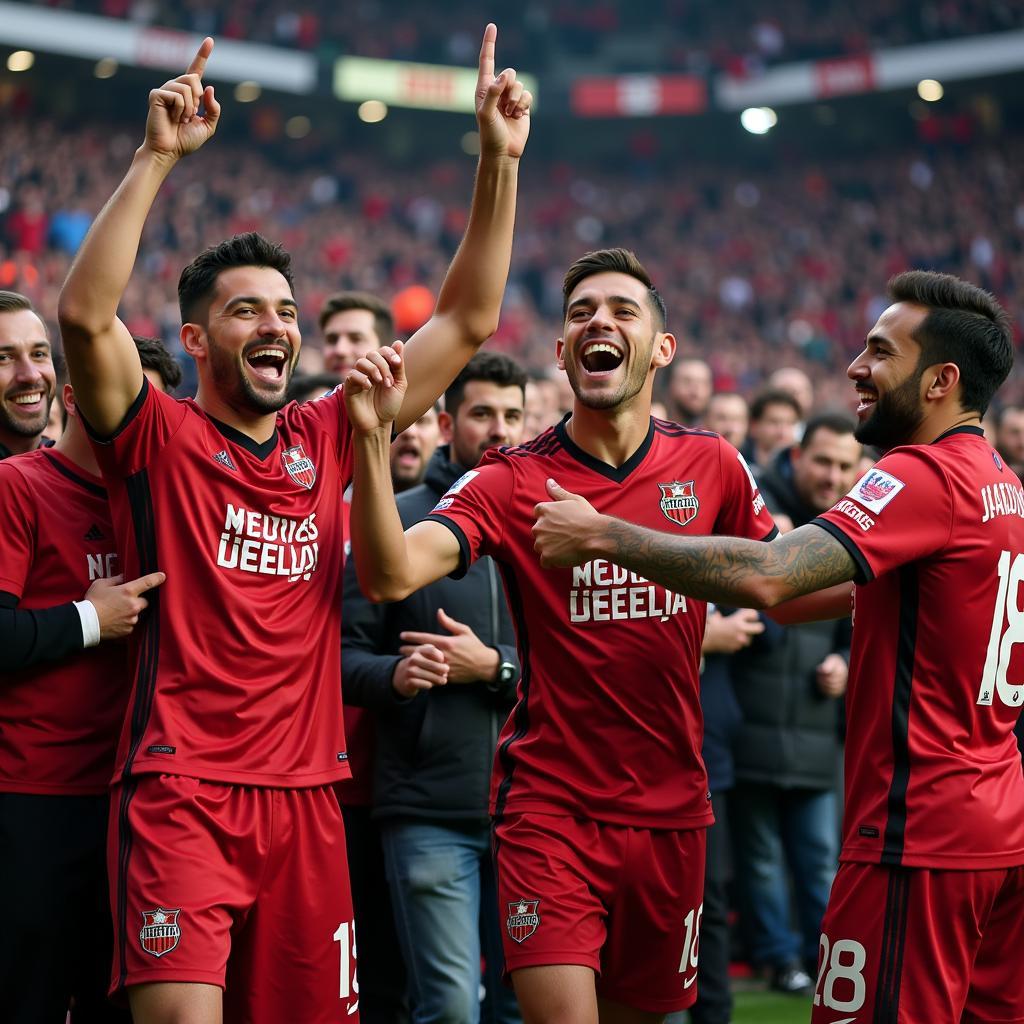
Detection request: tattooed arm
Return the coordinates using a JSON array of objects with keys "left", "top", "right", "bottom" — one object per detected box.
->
[{"left": 532, "top": 480, "right": 857, "bottom": 609}]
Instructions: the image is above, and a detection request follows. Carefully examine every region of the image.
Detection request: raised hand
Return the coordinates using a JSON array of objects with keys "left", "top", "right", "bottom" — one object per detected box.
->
[
  {"left": 475, "top": 23, "right": 532, "bottom": 160},
  {"left": 344, "top": 341, "right": 408, "bottom": 435},
  {"left": 144, "top": 37, "right": 221, "bottom": 161}
]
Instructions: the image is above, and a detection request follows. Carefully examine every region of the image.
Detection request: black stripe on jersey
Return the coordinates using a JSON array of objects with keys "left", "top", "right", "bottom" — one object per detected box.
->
[
  {"left": 424, "top": 515, "right": 472, "bottom": 580},
  {"left": 504, "top": 429, "right": 560, "bottom": 460},
  {"left": 881, "top": 565, "right": 918, "bottom": 866},
  {"left": 492, "top": 563, "right": 530, "bottom": 824},
  {"left": 81, "top": 377, "right": 150, "bottom": 444},
  {"left": 114, "top": 776, "right": 139, "bottom": 989},
  {"left": 872, "top": 867, "right": 910, "bottom": 1023},
  {"left": 555, "top": 416, "right": 654, "bottom": 483},
  {"left": 810, "top": 518, "right": 874, "bottom": 584},
  {"left": 652, "top": 418, "right": 720, "bottom": 439},
  {"left": 42, "top": 451, "right": 107, "bottom": 498}
]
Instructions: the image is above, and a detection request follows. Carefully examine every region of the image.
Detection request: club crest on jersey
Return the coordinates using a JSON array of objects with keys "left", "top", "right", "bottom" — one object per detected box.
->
[
  {"left": 659, "top": 480, "right": 700, "bottom": 527},
  {"left": 506, "top": 899, "right": 540, "bottom": 943},
  {"left": 282, "top": 444, "right": 316, "bottom": 490},
  {"left": 849, "top": 469, "right": 904, "bottom": 513},
  {"left": 139, "top": 908, "right": 181, "bottom": 958}
]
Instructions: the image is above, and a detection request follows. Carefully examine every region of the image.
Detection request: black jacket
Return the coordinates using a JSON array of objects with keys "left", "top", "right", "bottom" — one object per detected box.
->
[
  {"left": 341, "top": 446, "right": 520, "bottom": 824},
  {"left": 728, "top": 448, "right": 851, "bottom": 789}
]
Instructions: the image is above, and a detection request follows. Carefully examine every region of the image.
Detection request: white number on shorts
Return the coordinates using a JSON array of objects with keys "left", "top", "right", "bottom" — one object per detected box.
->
[
  {"left": 978, "top": 550, "right": 1024, "bottom": 708},
  {"left": 333, "top": 919, "right": 360, "bottom": 1010},
  {"left": 678, "top": 903, "right": 703, "bottom": 974},
  {"left": 814, "top": 934, "right": 866, "bottom": 1013}
]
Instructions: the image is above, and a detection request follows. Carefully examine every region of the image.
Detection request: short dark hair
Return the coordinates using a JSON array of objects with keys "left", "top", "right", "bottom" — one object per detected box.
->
[
  {"left": 286, "top": 372, "right": 342, "bottom": 405},
  {"left": 318, "top": 291, "right": 394, "bottom": 344},
  {"left": 749, "top": 388, "right": 801, "bottom": 422},
  {"left": 133, "top": 335, "right": 182, "bottom": 393},
  {"left": 444, "top": 352, "right": 528, "bottom": 417},
  {"left": 178, "top": 232, "right": 294, "bottom": 324},
  {"left": 888, "top": 270, "right": 1013, "bottom": 416},
  {"left": 800, "top": 410, "right": 858, "bottom": 449},
  {"left": 562, "top": 248, "right": 667, "bottom": 330}
]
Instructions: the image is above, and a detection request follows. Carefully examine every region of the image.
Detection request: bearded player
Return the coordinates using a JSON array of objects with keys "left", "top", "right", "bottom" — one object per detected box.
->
[
  {"left": 533, "top": 271, "right": 1024, "bottom": 1024},
  {"left": 343, "top": 248, "right": 777, "bottom": 1023},
  {"left": 57, "top": 28, "right": 531, "bottom": 1024}
]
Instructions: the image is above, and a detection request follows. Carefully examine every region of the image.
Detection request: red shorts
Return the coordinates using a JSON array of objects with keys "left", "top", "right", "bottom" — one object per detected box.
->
[
  {"left": 493, "top": 811, "right": 706, "bottom": 1014},
  {"left": 109, "top": 775, "right": 358, "bottom": 1023},
  {"left": 812, "top": 861, "right": 1024, "bottom": 1024}
]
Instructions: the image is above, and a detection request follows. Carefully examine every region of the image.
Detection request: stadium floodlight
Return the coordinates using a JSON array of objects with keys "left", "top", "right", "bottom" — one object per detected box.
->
[
  {"left": 7, "top": 50, "right": 34, "bottom": 72},
  {"left": 285, "top": 116, "right": 311, "bottom": 139},
  {"left": 740, "top": 106, "right": 777, "bottom": 135},
  {"left": 94, "top": 57, "right": 118, "bottom": 79},
  {"left": 917, "top": 79, "right": 944, "bottom": 102},
  {"left": 461, "top": 131, "right": 480, "bottom": 156},
  {"left": 234, "top": 81, "right": 262, "bottom": 103},
  {"left": 358, "top": 100, "right": 388, "bottom": 123}
]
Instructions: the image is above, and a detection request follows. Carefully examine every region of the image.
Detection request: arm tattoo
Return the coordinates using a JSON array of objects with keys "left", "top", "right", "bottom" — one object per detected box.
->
[{"left": 600, "top": 521, "right": 857, "bottom": 607}]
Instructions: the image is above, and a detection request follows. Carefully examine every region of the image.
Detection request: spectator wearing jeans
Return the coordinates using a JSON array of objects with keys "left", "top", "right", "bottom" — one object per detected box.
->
[
  {"left": 729, "top": 412, "right": 861, "bottom": 993},
  {"left": 342, "top": 352, "right": 526, "bottom": 1024}
]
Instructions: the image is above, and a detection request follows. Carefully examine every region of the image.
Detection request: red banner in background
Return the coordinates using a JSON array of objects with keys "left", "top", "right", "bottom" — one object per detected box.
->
[{"left": 572, "top": 74, "right": 707, "bottom": 117}]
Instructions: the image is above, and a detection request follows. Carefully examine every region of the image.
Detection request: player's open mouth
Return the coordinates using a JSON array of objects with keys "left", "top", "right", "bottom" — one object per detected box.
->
[
  {"left": 245, "top": 346, "right": 288, "bottom": 384},
  {"left": 393, "top": 442, "right": 421, "bottom": 467},
  {"left": 580, "top": 341, "right": 625, "bottom": 377},
  {"left": 8, "top": 390, "right": 45, "bottom": 411},
  {"left": 855, "top": 388, "right": 878, "bottom": 414}
]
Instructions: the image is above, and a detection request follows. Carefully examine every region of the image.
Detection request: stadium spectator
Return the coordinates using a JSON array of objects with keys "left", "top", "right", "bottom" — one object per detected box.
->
[
  {"left": 668, "top": 355, "right": 713, "bottom": 426},
  {"left": 702, "top": 391, "right": 749, "bottom": 450},
  {"left": 0, "top": 291, "right": 56, "bottom": 458},
  {"left": 0, "top": 336, "right": 178, "bottom": 1023},
  {"left": 343, "top": 352, "right": 526, "bottom": 1024},
  {"left": 320, "top": 290, "right": 395, "bottom": 377},
  {"left": 743, "top": 388, "right": 802, "bottom": 469},
  {"left": 995, "top": 404, "right": 1024, "bottom": 478},
  {"left": 346, "top": 248, "right": 778, "bottom": 1022},
  {"left": 285, "top": 371, "right": 342, "bottom": 404},
  {"left": 55, "top": 30, "right": 532, "bottom": 1021},
  {"left": 767, "top": 366, "right": 815, "bottom": 422}
]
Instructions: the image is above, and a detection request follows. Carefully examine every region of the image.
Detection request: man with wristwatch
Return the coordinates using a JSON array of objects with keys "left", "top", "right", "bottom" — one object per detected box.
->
[{"left": 341, "top": 351, "right": 526, "bottom": 1024}]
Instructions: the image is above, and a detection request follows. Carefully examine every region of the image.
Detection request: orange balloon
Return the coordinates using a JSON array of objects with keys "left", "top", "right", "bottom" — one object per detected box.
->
[{"left": 392, "top": 285, "right": 435, "bottom": 335}]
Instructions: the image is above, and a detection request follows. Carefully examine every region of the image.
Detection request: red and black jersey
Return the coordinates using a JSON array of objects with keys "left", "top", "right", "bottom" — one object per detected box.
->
[
  {"left": 0, "top": 448, "right": 125, "bottom": 794},
  {"left": 815, "top": 425, "right": 1024, "bottom": 869},
  {"left": 427, "top": 416, "right": 777, "bottom": 828},
  {"left": 88, "top": 379, "right": 353, "bottom": 787}
]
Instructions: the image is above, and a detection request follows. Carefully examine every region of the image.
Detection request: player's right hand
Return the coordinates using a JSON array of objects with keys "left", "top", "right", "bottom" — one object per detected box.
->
[
  {"left": 701, "top": 608, "right": 765, "bottom": 655},
  {"left": 85, "top": 572, "right": 167, "bottom": 641},
  {"left": 144, "top": 38, "right": 221, "bottom": 162},
  {"left": 392, "top": 643, "right": 449, "bottom": 698},
  {"left": 344, "top": 341, "right": 408, "bottom": 434}
]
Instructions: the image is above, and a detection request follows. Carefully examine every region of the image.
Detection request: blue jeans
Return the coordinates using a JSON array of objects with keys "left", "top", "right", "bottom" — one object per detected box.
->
[
  {"left": 730, "top": 784, "right": 838, "bottom": 969},
  {"left": 381, "top": 820, "right": 521, "bottom": 1024}
]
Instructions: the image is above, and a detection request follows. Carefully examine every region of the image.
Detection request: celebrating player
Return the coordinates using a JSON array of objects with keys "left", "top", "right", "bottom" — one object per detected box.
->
[
  {"left": 532, "top": 271, "right": 1024, "bottom": 1023},
  {"left": 57, "top": 26, "right": 531, "bottom": 1024},
  {"left": 0, "top": 291, "right": 57, "bottom": 459},
  {"left": 344, "top": 248, "right": 777, "bottom": 1023}
]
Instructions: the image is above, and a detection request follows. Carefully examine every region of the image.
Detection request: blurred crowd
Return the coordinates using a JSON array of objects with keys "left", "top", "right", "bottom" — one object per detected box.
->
[{"left": 21, "top": 0, "right": 1024, "bottom": 69}]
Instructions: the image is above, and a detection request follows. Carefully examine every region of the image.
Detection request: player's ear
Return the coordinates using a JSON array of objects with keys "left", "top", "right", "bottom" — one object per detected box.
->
[
  {"left": 651, "top": 332, "right": 676, "bottom": 369},
  {"left": 62, "top": 383, "right": 76, "bottom": 418},
  {"left": 555, "top": 337, "right": 566, "bottom": 371},
  {"left": 925, "top": 362, "right": 960, "bottom": 402},
  {"left": 180, "top": 322, "right": 205, "bottom": 360},
  {"left": 437, "top": 410, "right": 454, "bottom": 443}
]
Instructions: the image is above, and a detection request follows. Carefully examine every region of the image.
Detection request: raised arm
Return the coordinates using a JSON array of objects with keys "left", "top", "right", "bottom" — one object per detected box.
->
[
  {"left": 57, "top": 39, "right": 220, "bottom": 435},
  {"left": 345, "top": 343, "right": 462, "bottom": 602},
  {"left": 396, "top": 23, "right": 532, "bottom": 432},
  {"left": 532, "top": 480, "right": 858, "bottom": 609}
]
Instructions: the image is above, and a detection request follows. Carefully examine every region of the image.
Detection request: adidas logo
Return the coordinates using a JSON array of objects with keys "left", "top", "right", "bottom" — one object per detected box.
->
[
  {"left": 212, "top": 450, "right": 237, "bottom": 471},
  {"left": 83, "top": 523, "right": 105, "bottom": 542}
]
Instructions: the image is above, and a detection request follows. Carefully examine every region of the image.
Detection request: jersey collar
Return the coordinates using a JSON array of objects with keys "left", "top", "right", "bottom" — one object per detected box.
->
[
  {"left": 206, "top": 415, "right": 279, "bottom": 461},
  {"left": 554, "top": 414, "right": 655, "bottom": 484},
  {"left": 931, "top": 424, "right": 985, "bottom": 444}
]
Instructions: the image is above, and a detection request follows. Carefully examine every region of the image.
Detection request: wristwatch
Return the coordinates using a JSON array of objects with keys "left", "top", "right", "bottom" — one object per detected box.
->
[{"left": 497, "top": 659, "right": 517, "bottom": 686}]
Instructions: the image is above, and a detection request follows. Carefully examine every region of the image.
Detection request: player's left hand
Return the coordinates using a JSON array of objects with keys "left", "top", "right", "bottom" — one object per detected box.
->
[
  {"left": 475, "top": 24, "right": 532, "bottom": 160},
  {"left": 344, "top": 341, "right": 407, "bottom": 434},
  {"left": 816, "top": 652, "right": 849, "bottom": 698},
  {"left": 399, "top": 608, "right": 499, "bottom": 684},
  {"left": 533, "top": 479, "right": 605, "bottom": 568}
]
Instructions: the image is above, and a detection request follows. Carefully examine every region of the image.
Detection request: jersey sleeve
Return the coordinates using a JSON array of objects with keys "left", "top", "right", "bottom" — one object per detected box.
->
[
  {"left": 813, "top": 448, "right": 953, "bottom": 583},
  {"left": 287, "top": 385, "right": 354, "bottom": 488},
  {"left": 714, "top": 439, "right": 778, "bottom": 541},
  {"left": 84, "top": 376, "right": 189, "bottom": 478},
  {"left": 423, "top": 448, "right": 516, "bottom": 578},
  {"left": 0, "top": 462, "right": 35, "bottom": 598}
]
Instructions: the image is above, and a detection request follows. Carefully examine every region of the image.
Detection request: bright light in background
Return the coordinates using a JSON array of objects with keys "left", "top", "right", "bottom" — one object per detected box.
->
[
  {"left": 917, "top": 79, "right": 944, "bottom": 102},
  {"left": 740, "top": 107, "right": 777, "bottom": 135},
  {"left": 358, "top": 100, "right": 388, "bottom": 123},
  {"left": 7, "top": 50, "right": 34, "bottom": 72},
  {"left": 234, "top": 81, "right": 261, "bottom": 103},
  {"left": 460, "top": 131, "right": 480, "bottom": 156},
  {"left": 285, "top": 115, "right": 311, "bottom": 139},
  {"left": 94, "top": 57, "right": 118, "bottom": 79}
]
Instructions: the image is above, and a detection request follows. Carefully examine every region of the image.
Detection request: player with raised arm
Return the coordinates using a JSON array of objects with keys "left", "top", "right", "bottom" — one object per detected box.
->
[
  {"left": 532, "top": 271, "right": 1024, "bottom": 1023},
  {"left": 344, "top": 248, "right": 777, "bottom": 1024},
  {"left": 57, "top": 28, "right": 531, "bottom": 1024}
]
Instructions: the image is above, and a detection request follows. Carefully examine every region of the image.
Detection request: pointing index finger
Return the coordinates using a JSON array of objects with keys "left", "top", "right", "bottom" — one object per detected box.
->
[
  {"left": 187, "top": 37, "right": 214, "bottom": 77},
  {"left": 477, "top": 23, "right": 496, "bottom": 88}
]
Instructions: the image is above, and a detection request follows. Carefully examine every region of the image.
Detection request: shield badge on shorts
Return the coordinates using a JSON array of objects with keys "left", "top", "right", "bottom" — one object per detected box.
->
[
  {"left": 282, "top": 444, "right": 317, "bottom": 489},
  {"left": 139, "top": 908, "right": 181, "bottom": 958},
  {"left": 659, "top": 480, "right": 700, "bottom": 527},
  {"left": 506, "top": 899, "right": 540, "bottom": 943}
]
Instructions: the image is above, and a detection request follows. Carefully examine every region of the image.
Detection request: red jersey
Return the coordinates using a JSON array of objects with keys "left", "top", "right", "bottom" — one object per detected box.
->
[
  {"left": 89, "top": 379, "right": 353, "bottom": 787},
  {"left": 0, "top": 448, "right": 126, "bottom": 794},
  {"left": 815, "top": 425, "right": 1024, "bottom": 869},
  {"left": 427, "top": 417, "right": 777, "bottom": 828}
]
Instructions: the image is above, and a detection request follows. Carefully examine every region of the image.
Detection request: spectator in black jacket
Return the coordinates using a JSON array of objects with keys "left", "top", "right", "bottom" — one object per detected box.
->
[
  {"left": 730, "top": 412, "right": 861, "bottom": 993},
  {"left": 342, "top": 351, "right": 527, "bottom": 1024}
]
